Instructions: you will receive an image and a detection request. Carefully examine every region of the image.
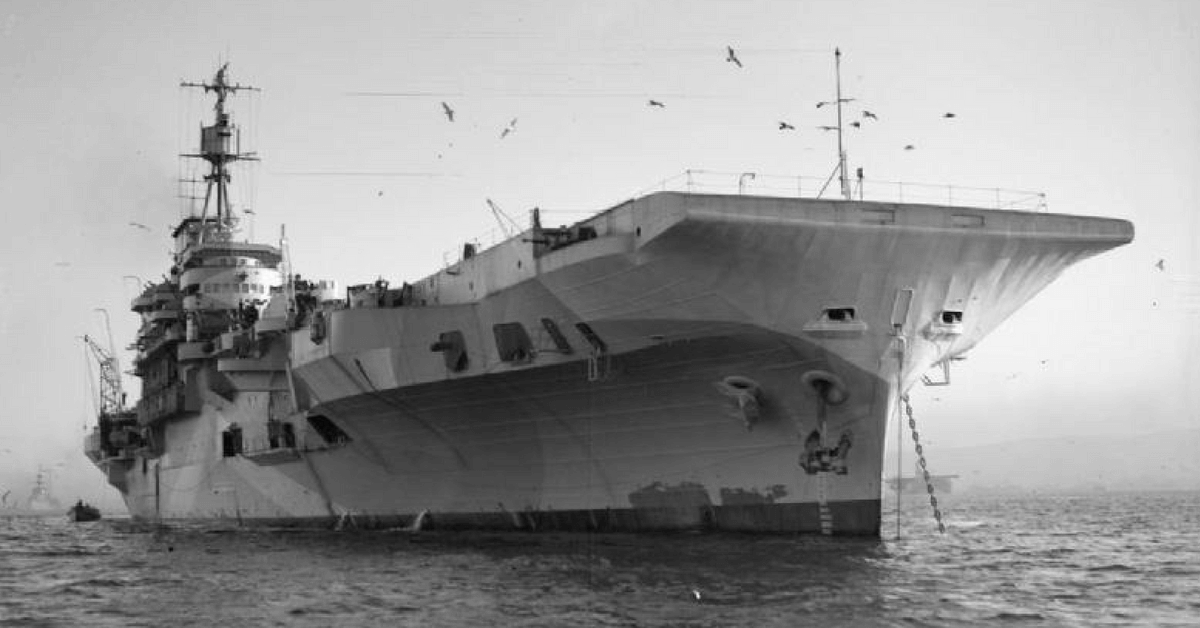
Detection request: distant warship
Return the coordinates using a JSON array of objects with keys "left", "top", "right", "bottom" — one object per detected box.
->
[
  {"left": 84, "top": 64, "right": 1132, "bottom": 535},
  {"left": 1, "top": 466, "right": 63, "bottom": 517}
]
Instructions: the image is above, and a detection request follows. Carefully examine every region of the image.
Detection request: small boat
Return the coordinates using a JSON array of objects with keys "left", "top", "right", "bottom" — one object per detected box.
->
[{"left": 68, "top": 501, "right": 102, "bottom": 522}]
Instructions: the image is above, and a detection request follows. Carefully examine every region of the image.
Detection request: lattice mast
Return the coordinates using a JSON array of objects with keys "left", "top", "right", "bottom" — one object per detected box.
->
[{"left": 180, "top": 64, "right": 259, "bottom": 233}]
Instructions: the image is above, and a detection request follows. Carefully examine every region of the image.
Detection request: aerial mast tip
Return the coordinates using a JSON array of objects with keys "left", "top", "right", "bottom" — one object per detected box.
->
[{"left": 834, "top": 47, "right": 850, "bottom": 200}]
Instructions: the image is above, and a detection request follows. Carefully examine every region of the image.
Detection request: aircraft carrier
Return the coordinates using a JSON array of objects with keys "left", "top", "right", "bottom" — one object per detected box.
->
[{"left": 84, "top": 65, "right": 1133, "bottom": 535}]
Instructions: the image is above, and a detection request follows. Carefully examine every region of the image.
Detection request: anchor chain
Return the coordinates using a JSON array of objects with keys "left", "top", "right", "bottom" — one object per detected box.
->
[{"left": 901, "top": 394, "right": 946, "bottom": 534}]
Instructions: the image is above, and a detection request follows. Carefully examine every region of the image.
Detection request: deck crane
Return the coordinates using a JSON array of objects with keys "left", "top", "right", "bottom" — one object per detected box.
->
[
  {"left": 82, "top": 334, "right": 125, "bottom": 418},
  {"left": 485, "top": 198, "right": 522, "bottom": 239},
  {"left": 85, "top": 308, "right": 125, "bottom": 417}
]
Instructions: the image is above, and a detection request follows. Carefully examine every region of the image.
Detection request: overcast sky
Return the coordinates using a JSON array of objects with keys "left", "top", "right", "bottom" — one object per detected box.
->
[{"left": 1, "top": 0, "right": 1196, "bottom": 503}]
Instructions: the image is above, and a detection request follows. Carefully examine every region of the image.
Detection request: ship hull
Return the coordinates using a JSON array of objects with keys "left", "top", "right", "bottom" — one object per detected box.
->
[
  {"left": 114, "top": 329, "right": 887, "bottom": 534},
  {"left": 96, "top": 192, "right": 1133, "bottom": 536}
]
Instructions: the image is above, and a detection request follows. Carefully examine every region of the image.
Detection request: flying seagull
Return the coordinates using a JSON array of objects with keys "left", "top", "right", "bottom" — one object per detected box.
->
[
  {"left": 862, "top": 110, "right": 878, "bottom": 120},
  {"left": 725, "top": 46, "right": 742, "bottom": 68},
  {"left": 904, "top": 144, "right": 915, "bottom": 150},
  {"left": 500, "top": 117, "right": 518, "bottom": 139},
  {"left": 1155, "top": 258, "right": 1165, "bottom": 271},
  {"left": 129, "top": 222, "right": 150, "bottom": 231},
  {"left": 816, "top": 98, "right": 855, "bottom": 109},
  {"left": 648, "top": 99, "right": 665, "bottom": 108},
  {"left": 850, "top": 121, "right": 861, "bottom": 128},
  {"left": 817, "top": 125, "right": 838, "bottom": 132},
  {"left": 778, "top": 121, "right": 795, "bottom": 131},
  {"left": 943, "top": 112, "right": 956, "bottom": 118},
  {"left": 441, "top": 101, "right": 454, "bottom": 122}
]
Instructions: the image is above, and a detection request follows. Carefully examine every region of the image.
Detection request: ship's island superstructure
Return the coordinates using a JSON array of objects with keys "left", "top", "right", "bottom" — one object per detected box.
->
[{"left": 84, "top": 65, "right": 1133, "bottom": 535}]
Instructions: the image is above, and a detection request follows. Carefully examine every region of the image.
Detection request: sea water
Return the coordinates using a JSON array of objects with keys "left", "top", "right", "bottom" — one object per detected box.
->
[{"left": 2, "top": 491, "right": 1197, "bottom": 627}]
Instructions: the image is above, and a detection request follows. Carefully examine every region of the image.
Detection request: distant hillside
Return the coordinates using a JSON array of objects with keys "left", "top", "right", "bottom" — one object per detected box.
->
[{"left": 896, "top": 429, "right": 1200, "bottom": 493}]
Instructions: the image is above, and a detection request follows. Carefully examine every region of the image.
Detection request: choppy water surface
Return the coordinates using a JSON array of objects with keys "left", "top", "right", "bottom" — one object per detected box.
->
[{"left": 2, "top": 492, "right": 1198, "bottom": 627}]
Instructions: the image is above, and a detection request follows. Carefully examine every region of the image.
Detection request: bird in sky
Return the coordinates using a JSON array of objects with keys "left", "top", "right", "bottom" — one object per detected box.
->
[
  {"left": 850, "top": 121, "right": 861, "bottom": 128},
  {"left": 129, "top": 221, "right": 150, "bottom": 231},
  {"left": 778, "top": 121, "right": 795, "bottom": 131},
  {"left": 377, "top": 191, "right": 383, "bottom": 197},
  {"left": 862, "top": 110, "right": 878, "bottom": 120},
  {"left": 1155, "top": 258, "right": 1165, "bottom": 271},
  {"left": 500, "top": 118, "right": 518, "bottom": 139},
  {"left": 648, "top": 99, "right": 665, "bottom": 108},
  {"left": 943, "top": 112, "right": 956, "bottom": 118},
  {"left": 691, "top": 588, "right": 703, "bottom": 602},
  {"left": 817, "top": 125, "right": 838, "bottom": 131},
  {"left": 816, "top": 98, "right": 855, "bottom": 109},
  {"left": 441, "top": 101, "right": 454, "bottom": 122},
  {"left": 725, "top": 46, "right": 742, "bottom": 68},
  {"left": 904, "top": 144, "right": 915, "bottom": 150}
]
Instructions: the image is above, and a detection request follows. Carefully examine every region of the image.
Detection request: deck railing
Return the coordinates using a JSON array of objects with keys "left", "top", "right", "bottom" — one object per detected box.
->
[
  {"left": 439, "top": 170, "right": 1047, "bottom": 270},
  {"left": 636, "top": 169, "right": 1048, "bottom": 212}
]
